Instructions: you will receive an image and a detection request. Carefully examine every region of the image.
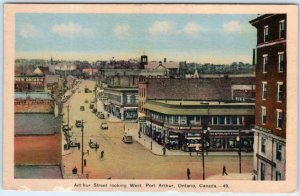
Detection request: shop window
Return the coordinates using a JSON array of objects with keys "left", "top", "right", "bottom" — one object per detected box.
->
[
  {"left": 261, "top": 137, "right": 266, "bottom": 153},
  {"left": 276, "top": 143, "right": 282, "bottom": 161},
  {"left": 261, "top": 162, "right": 265, "bottom": 181},
  {"left": 212, "top": 138, "right": 222, "bottom": 148},
  {"left": 227, "top": 139, "right": 236, "bottom": 148},
  {"left": 174, "top": 116, "right": 179, "bottom": 124}
]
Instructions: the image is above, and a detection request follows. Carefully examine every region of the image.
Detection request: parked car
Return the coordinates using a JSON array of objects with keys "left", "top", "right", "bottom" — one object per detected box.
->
[
  {"left": 122, "top": 135, "right": 133, "bottom": 144},
  {"left": 80, "top": 106, "right": 85, "bottom": 111},
  {"left": 75, "top": 120, "right": 82, "bottom": 127},
  {"left": 92, "top": 108, "right": 97, "bottom": 113},
  {"left": 89, "top": 139, "right": 99, "bottom": 149},
  {"left": 65, "top": 138, "right": 80, "bottom": 149},
  {"left": 89, "top": 104, "right": 94, "bottom": 109},
  {"left": 100, "top": 122, "right": 108, "bottom": 130}
]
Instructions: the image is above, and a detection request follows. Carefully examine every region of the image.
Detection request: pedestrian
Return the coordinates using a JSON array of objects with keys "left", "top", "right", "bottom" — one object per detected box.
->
[
  {"left": 222, "top": 165, "right": 228, "bottom": 176},
  {"left": 100, "top": 150, "right": 104, "bottom": 159},
  {"left": 72, "top": 166, "right": 78, "bottom": 174},
  {"left": 195, "top": 144, "right": 200, "bottom": 156},
  {"left": 107, "top": 113, "right": 110, "bottom": 118},
  {"left": 187, "top": 168, "right": 191, "bottom": 180},
  {"left": 77, "top": 143, "right": 80, "bottom": 150},
  {"left": 189, "top": 147, "right": 192, "bottom": 156},
  {"left": 162, "top": 147, "right": 166, "bottom": 155},
  {"left": 84, "top": 159, "right": 87, "bottom": 167}
]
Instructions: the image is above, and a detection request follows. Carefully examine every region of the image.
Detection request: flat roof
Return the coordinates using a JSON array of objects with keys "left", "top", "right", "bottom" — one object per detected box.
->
[{"left": 144, "top": 100, "right": 255, "bottom": 115}]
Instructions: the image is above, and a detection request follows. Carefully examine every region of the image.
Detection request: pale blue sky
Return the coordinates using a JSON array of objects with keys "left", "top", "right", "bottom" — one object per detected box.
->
[{"left": 15, "top": 14, "right": 257, "bottom": 64}]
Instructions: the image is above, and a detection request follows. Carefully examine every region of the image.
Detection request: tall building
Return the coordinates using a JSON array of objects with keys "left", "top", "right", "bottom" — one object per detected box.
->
[{"left": 250, "top": 14, "right": 286, "bottom": 181}]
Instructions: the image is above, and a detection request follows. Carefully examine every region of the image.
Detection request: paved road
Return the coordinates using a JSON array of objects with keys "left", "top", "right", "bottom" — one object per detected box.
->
[{"left": 61, "top": 80, "right": 253, "bottom": 180}]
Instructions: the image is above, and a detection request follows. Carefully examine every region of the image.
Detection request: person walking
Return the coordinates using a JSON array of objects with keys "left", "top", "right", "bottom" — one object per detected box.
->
[
  {"left": 222, "top": 165, "right": 228, "bottom": 176},
  {"left": 195, "top": 144, "right": 200, "bottom": 156},
  {"left": 100, "top": 150, "right": 104, "bottom": 159},
  {"left": 187, "top": 168, "right": 191, "bottom": 180}
]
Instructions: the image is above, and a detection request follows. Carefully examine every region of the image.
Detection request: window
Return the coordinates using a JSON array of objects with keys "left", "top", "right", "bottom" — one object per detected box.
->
[
  {"left": 262, "top": 82, "right": 267, "bottom": 100},
  {"left": 276, "top": 143, "right": 282, "bottom": 161},
  {"left": 277, "top": 82, "right": 283, "bottom": 101},
  {"left": 174, "top": 116, "right": 179, "bottom": 124},
  {"left": 261, "top": 162, "right": 265, "bottom": 181},
  {"left": 231, "top": 116, "right": 238, "bottom": 125},
  {"left": 263, "top": 55, "right": 268, "bottom": 73},
  {"left": 276, "top": 171, "right": 282, "bottom": 181},
  {"left": 277, "top": 110, "right": 283, "bottom": 129},
  {"left": 261, "top": 107, "right": 267, "bottom": 125},
  {"left": 219, "top": 116, "right": 225, "bottom": 125},
  {"left": 261, "top": 137, "right": 266, "bottom": 153},
  {"left": 212, "top": 116, "right": 218, "bottom": 125},
  {"left": 264, "top": 26, "right": 269, "bottom": 42},
  {"left": 279, "top": 20, "right": 286, "bottom": 39},
  {"left": 278, "top": 52, "right": 285, "bottom": 72}
]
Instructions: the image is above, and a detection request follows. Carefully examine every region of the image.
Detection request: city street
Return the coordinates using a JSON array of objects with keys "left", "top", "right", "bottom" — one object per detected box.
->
[{"left": 61, "top": 80, "right": 253, "bottom": 180}]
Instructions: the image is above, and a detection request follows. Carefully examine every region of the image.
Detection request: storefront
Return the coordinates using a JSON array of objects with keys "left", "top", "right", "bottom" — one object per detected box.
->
[{"left": 124, "top": 107, "right": 138, "bottom": 120}]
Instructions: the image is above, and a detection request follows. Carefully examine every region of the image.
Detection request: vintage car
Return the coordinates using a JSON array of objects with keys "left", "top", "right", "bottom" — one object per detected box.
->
[
  {"left": 122, "top": 135, "right": 133, "bottom": 144},
  {"left": 89, "top": 139, "right": 99, "bottom": 149},
  {"left": 75, "top": 120, "right": 82, "bottom": 128},
  {"left": 89, "top": 104, "right": 94, "bottom": 109},
  {"left": 100, "top": 122, "right": 108, "bottom": 130},
  {"left": 80, "top": 106, "right": 85, "bottom": 111},
  {"left": 65, "top": 138, "right": 80, "bottom": 150}
]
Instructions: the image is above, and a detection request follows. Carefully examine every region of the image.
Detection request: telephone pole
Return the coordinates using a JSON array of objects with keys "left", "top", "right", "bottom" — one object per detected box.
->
[{"left": 81, "top": 120, "right": 84, "bottom": 174}]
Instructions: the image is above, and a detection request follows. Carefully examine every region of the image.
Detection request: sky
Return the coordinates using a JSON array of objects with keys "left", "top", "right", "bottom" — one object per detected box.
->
[{"left": 15, "top": 14, "right": 257, "bottom": 64}]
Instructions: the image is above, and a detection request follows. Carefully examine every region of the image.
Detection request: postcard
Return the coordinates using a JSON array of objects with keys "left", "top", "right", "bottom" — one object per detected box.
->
[{"left": 3, "top": 3, "right": 298, "bottom": 193}]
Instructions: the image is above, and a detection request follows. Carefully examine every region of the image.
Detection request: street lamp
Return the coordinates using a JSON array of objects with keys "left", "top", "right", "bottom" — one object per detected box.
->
[{"left": 236, "top": 130, "right": 242, "bottom": 174}]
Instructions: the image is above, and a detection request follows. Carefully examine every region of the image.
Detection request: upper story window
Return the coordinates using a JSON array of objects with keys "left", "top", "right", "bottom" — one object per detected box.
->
[
  {"left": 277, "top": 82, "right": 284, "bottom": 102},
  {"left": 261, "top": 106, "right": 267, "bottom": 125},
  {"left": 262, "top": 82, "right": 267, "bottom": 100},
  {"left": 278, "top": 52, "right": 285, "bottom": 72},
  {"left": 261, "top": 137, "right": 266, "bottom": 153},
  {"left": 264, "top": 26, "right": 269, "bottom": 42},
  {"left": 263, "top": 55, "right": 268, "bottom": 73},
  {"left": 276, "top": 143, "right": 282, "bottom": 161},
  {"left": 279, "top": 20, "right": 286, "bottom": 39},
  {"left": 276, "top": 109, "right": 283, "bottom": 129}
]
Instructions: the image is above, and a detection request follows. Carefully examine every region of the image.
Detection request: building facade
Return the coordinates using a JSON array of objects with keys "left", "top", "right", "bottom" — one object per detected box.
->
[
  {"left": 142, "top": 100, "right": 255, "bottom": 152},
  {"left": 250, "top": 14, "right": 286, "bottom": 181},
  {"left": 15, "top": 75, "right": 45, "bottom": 92},
  {"left": 15, "top": 92, "right": 54, "bottom": 113}
]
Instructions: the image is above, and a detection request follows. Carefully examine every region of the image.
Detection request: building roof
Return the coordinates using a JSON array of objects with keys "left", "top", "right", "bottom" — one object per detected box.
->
[
  {"left": 143, "top": 77, "right": 255, "bottom": 100},
  {"left": 104, "top": 87, "right": 138, "bottom": 92},
  {"left": 144, "top": 100, "right": 255, "bottom": 115},
  {"left": 55, "top": 63, "right": 76, "bottom": 71},
  {"left": 15, "top": 92, "right": 52, "bottom": 100},
  {"left": 15, "top": 165, "right": 62, "bottom": 179},
  {"left": 15, "top": 113, "right": 60, "bottom": 135},
  {"left": 249, "top": 14, "right": 274, "bottom": 25},
  {"left": 45, "top": 74, "right": 60, "bottom": 84},
  {"left": 145, "top": 61, "right": 180, "bottom": 70}
]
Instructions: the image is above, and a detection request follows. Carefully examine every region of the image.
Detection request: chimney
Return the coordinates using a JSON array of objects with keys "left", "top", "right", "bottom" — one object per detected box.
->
[{"left": 164, "top": 58, "right": 167, "bottom": 63}]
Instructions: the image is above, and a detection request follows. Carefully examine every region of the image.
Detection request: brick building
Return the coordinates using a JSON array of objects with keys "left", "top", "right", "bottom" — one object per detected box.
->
[
  {"left": 139, "top": 77, "right": 255, "bottom": 152},
  {"left": 14, "top": 113, "right": 62, "bottom": 178},
  {"left": 15, "top": 92, "right": 54, "bottom": 113},
  {"left": 15, "top": 75, "right": 45, "bottom": 92},
  {"left": 250, "top": 14, "right": 286, "bottom": 181}
]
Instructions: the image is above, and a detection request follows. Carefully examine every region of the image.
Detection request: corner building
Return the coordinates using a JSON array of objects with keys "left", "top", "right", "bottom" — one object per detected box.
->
[{"left": 250, "top": 14, "right": 286, "bottom": 181}]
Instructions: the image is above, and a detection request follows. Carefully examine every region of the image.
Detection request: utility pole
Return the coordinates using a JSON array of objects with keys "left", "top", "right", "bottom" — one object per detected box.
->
[
  {"left": 81, "top": 120, "right": 84, "bottom": 174},
  {"left": 67, "top": 105, "right": 70, "bottom": 126},
  {"left": 202, "top": 130, "right": 205, "bottom": 180},
  {"left": 239, "top": 129, "right": 242, "bottom": 174}
]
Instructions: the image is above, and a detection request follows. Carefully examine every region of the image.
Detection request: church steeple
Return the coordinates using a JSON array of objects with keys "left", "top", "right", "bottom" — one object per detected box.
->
[{"left": 51, "top": 56, "right": 53, "bottom": 65}]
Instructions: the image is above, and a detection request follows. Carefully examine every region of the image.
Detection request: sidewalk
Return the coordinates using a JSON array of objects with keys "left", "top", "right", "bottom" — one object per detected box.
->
[
  {"left": 206, "top": 172, "right": 254, "bottom": 180},
  {"left": 129, "top": 130, "right": 253, "bottom": 157}
]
